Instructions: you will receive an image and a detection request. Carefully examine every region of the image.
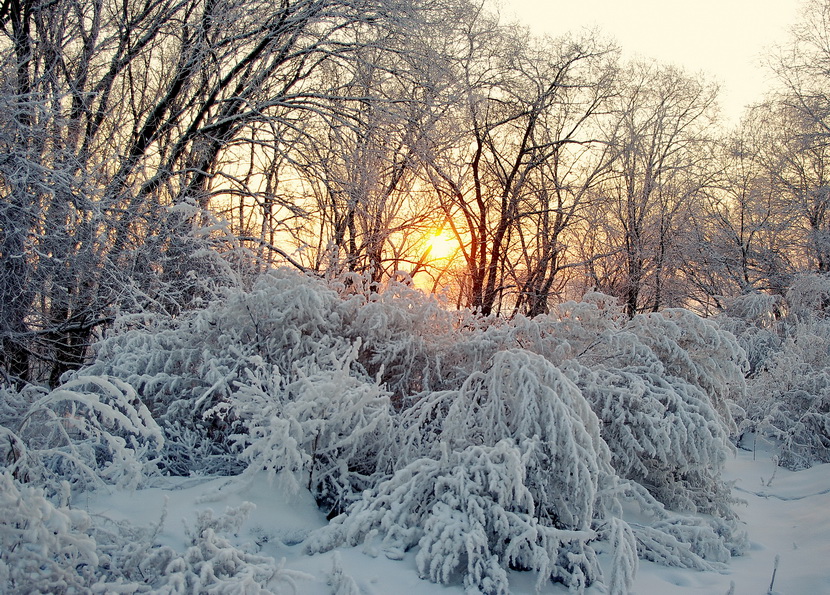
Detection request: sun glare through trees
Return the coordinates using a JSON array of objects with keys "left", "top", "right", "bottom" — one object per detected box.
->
[
  {"left": 425, "top": 230, "right": 459, "bottom": 262},
  {"left": 3, "top": 0, "right": 830, "bottom": 592}
]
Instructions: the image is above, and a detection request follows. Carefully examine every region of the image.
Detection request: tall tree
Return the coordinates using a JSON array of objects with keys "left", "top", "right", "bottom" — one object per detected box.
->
[
  {"left": 284, "top": 35, "right": 449, "bottom": 282},
  {"left": 591, "top": 61, "right": 719, "bottom": 317},
  {"left": 683, "top": 113, "right": 800, "bottom": 314},
  {"left": 421, "top": 17, "right": 617, "bottom": 316},
  {"left": 765, "top": 0, "right": 830, "bottom": 275}
]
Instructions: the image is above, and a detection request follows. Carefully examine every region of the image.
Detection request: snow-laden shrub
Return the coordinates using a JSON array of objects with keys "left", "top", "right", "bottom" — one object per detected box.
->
[
  {"left": 307, "top": 440, "right": 629, "bottom": 594},
  {"left": 308, "top": 351, "right": 628, "bottom": 592},
  {"left": 524, "top": 298, "right": 747, "bottom": 431},
  {"left": 0, "top": 471, "right": 141, "bottom": 593},
  {"left": 623, "top": 309, "right": 746, "bottom": 433},
  {"left": 309, "top": 346, "right": 742, "bottom": 592},
  {"left": 601, "top": 518, "right": 639, "bottom": 595},
  {"left": 548, "top": 292, "right": 630, "bottom": 356},
  {"left": 785, "top": 273, "right": 830, "bottom": 320},
  {"left": 720, "top": 275, "right": 830, "bottom": 469},
  {"left": 722, "top": 291, "right": 784, "bottom": 328},
  {"left": 723, "top": 324, "right": 781, "bottom": 381},
  {"left": 87, "top": 269, "right": 436, "bottom": 505},
  {"left": 717, "top": 292, "right": 783, "bottom": 379},
  {"left": 154, "top": 504, "right": 312, "bottom": 594},
  {"left": 106, "top": 269, "right": 441, "bottom": 397},
  {"left": 327, "top": 551, "right": 360, "bottom": 595},
  {"left": 85, "top": 270, "right": 358, "bottom": 474},
  {"left": 573, "top": 364, "right": 734, "bottom": 517},
  {"left": 85, "top": 269, "right": 452, "bottom": 476},
  {"left": 83, "top": 496, "right": 310, "bottom": 593},
  {"left": 439, "top": 297, "right": 742, "bottom": 521},
  {"left": 0, "top": 381, "right": 39, "bottom": 428},
  {"left": 0, "top": 472, "right": 105, "bottom": 593},
  {"left": 340, "top": 277, "right": 462, "bottom": 402},
  {"left": 158, "top": 423, "right": 245, "bottom": 477},
  {"left": 400, "top": 349, "right": 613, "bottom": 530},
  {"left": 426, "top": 294, "right": 627, "bottom": 391},
  {"left": 226, "top": 343, "right": 395, "bottom": 514},
  {"left": 1, "top": 468, "right": 310, "bottom": 593},
  {"left": 740, "top": 318, "right": 830, "bottom": 469},
  {"left": 1, "top": 375, "right": 162, "bottom": 491}
]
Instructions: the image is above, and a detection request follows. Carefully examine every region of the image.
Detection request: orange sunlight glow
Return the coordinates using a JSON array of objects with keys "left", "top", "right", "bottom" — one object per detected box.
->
[{"left": 426, "top": 230, "right": 458, "bottom": 261}]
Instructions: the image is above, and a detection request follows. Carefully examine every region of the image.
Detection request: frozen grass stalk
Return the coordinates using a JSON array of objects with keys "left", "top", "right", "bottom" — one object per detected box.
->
[{"left": 767, "top": 553, "right": 780, "bottom": 594}]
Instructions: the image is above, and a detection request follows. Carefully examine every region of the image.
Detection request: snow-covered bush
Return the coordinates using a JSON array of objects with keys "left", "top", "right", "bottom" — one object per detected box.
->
[
  {"left": 739, "top": 318, "right": 830, "bottom": 469},
  {"left": 340, "top": 276, "right": 461, "bottom": 402},
  {"left": 400, "top": 349, "right": 613, "bottom": 529},
  {"left": 785, "top": 273, "right": 830, "bottom": 320},
  {"left": 307, "top": 440, "right": 625, "bottom": 594},
  {"left": 227, "top": 344, "right": 395, "bottom": 514},
  {"left": 721, "top": 275, "right": 830, "bottom": 469},
  {"left": 84, "top": 269, "right": 453, "bottom": 478},
  {"left": 624, "top": 309, "right": 746, "bottom": 432},
  {"left": 155, "top": 503, "right": 312, "bottom": 594},
  {"left": 2, "top": 269, "right": 754, "bottom": 592},
  {"left": 0, "top": 470, "right": 310, "bottom": 593},
  {"left": 0, "top": 472, "right": 104, "bottom": 593},
  {"left": 1, "top": 375, "right": 162, "bottom": 492},
  {"left": 310, "top": 345, "right": 742, "bottom": 592},
  {"left": 85, "top": 271, "right": 354, "bottom": 475},
  {"left": 435, "top": 296, "right": 743, "bottom": 521},
  {"left": 575, "top": 364, "right": 735, "bottom": 516}
]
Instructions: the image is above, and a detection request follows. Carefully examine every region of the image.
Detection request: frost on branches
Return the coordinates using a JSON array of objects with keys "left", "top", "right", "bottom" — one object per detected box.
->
[
  {"left": 304, "top": 282, "right": 746, "bottom": 591},
  {"left": 721, "top": 275, "right": 830, "bottom": 469},
  {"left": 1, "top": 268, "right": 752, "bottom": 593},
  {"left": 308, "top": 349, "right": 629, "bottom": 593}
]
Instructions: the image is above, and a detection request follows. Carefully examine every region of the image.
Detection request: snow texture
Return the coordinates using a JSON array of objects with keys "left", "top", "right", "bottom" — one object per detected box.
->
[{"left": 7, "top": 268, "right": 821, "bottom": 593}]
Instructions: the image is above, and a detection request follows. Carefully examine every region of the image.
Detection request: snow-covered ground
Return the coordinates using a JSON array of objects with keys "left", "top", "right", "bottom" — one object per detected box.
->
[
  {"left": 80, "top": 439, "right": 830, "bottom": 594},
  {"left": 635, "top": 440, "right": 830, "bottom": 595}
]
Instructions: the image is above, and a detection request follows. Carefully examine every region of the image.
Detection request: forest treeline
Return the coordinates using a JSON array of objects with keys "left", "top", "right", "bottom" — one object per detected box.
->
[{"left": 3, "top": 0, "right": 830, "bottom": 386}]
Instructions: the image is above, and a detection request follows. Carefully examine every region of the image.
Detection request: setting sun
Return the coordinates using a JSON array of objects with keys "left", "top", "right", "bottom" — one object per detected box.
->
[{"left": 426, "top": 230, "right": 458, "bottom": 260}]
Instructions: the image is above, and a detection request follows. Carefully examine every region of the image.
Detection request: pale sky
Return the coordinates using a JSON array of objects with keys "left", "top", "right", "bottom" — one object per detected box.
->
[{"left": 504, "top": 0, "right": 804, "bottom": 124}]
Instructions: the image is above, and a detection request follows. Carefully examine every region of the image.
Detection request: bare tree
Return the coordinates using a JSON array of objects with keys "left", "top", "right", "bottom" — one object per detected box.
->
[
  {"left": 591, "top": 61, "right": 719, "bottom": 317},
  {"left": 681, "top": 113, "right": 801, "bottom": 314},
  {"left": 420, "top": 15, "right": 617, "bottom": 316},
  {"left": 763, "top": 0, "right": 830, "bottom": 275},
  {"left": 285, "top": 47, "right": 442, "bottom": 281}
]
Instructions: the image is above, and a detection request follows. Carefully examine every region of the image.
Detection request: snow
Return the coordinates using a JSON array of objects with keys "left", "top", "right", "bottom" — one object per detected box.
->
[
  {"left": 5, "top": 274, "right": 830, "bottom": 593},
  {"left": 631, "top": 441, "right": 830, "bottom": 594},
  {"left": 74, "top": 439, "right": 830, "bottom": 594}
]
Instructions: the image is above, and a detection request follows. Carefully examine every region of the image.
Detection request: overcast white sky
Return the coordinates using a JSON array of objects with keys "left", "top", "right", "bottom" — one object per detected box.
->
[{"left": 504, "top": 0, "right": 804, "bottom": 124}]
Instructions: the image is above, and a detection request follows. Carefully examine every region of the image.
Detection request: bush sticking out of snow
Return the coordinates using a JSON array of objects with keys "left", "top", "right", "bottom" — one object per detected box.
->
[
  {"left": 307, "top": 440, "right": 613, "bottom": 594},
  {"left": 227, "top": 342, "right": 395, "bottom": 514},
  {"left": 2, "top": 375, "right": 162, "bottom": 492},
  {"left": 574, "top": 364, "right": 735, "bottom": 517},
  {"left": 0, "top": 469, "right": 311, "bottom": 594},
  {"left": 721, "top": 275, "right": 830, "bottom": 469},
  {"left": 310, "top": 344, "right": 740, "bottom": 592},
  {"left": 738, "top": 319, "right": 830, "bottom": 469},
  {"left": 327, "top": 551, "right": 360, "bottom": 595},
  {"left": 0, "top": 472, "right": 105, "bottom": 593},
  {"left": 401, "top": 349, "right": 611, "bottom": 531},
  {"left": 157, "top": 504, "right": 313, "bottom": 594},
  {"left": 2, "top": 269, "right": 755, "bottom": 593},
  {"left": 625, "top": 309, "right": 746, "bottom": 434}
]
